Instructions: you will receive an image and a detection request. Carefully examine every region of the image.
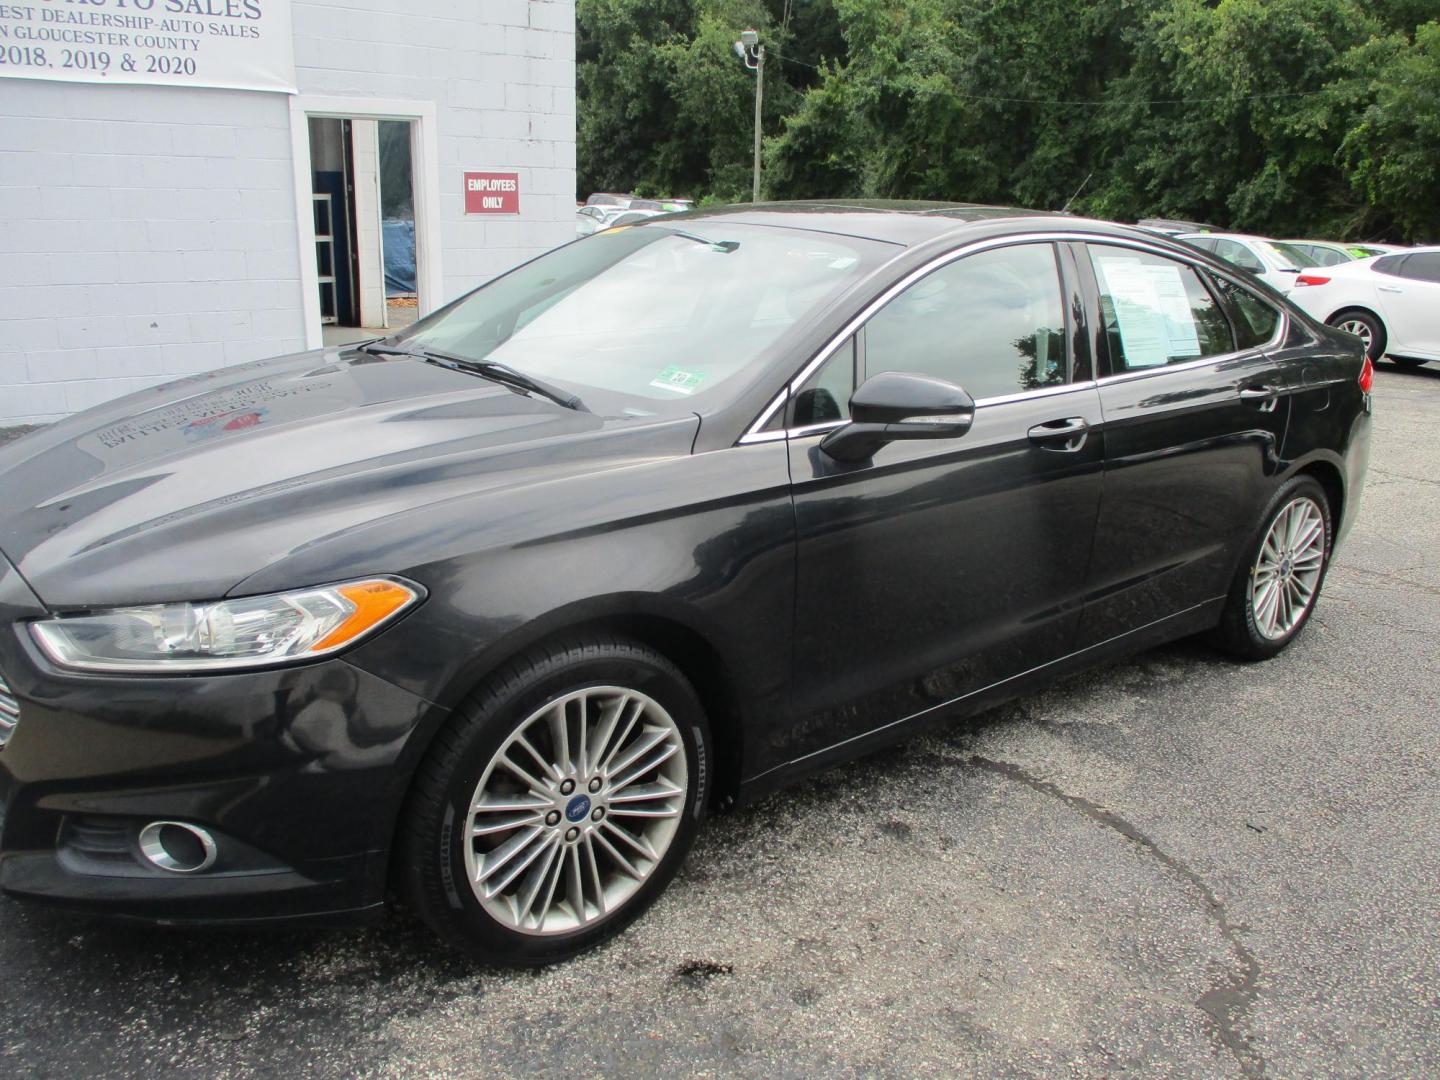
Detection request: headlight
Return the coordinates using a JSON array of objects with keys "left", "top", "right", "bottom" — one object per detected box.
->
[{"left": 29, "top": 578, "right": 423, "bottom": 674}]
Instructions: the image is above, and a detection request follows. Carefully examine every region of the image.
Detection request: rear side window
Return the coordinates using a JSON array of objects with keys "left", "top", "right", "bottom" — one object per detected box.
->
[
  {"left": 1398, "top": 253, "right": 1440, "bottom": 283},
  {"left": 1373, "top": 255, "right": 1407, "bottom": 277},
  {"left": 1209, "top": 275, "right": 1282, "bottom": 348},
  {"left": 1087, "top": 246, "right": 1234, "bottom": 371},
  {"left": 863, "top": 243, "right": 1068, "bottom": 399}
]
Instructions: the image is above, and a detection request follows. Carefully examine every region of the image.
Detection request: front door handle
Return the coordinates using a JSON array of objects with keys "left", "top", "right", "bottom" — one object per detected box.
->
[{"left": 1027, "top": 417, "right": 1089, "bottom": 451}]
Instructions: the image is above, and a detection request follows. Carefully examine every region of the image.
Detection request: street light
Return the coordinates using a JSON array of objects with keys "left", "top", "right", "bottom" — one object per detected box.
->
[{"left": 734, "top": 29, "right": 764, "bottom": 203}]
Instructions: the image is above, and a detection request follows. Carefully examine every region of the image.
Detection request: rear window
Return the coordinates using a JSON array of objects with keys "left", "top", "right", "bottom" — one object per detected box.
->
[
  {"left": 1258, "top": 241, "right": 1309, "bottom": 270},
  {"left": 1301, "top": 246, "right": 1351, "bottom": 268}
]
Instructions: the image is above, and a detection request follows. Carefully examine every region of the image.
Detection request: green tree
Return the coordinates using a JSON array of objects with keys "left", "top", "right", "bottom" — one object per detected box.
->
[
  {"left": 1337, "top": 21, "right": 1440, "bottom": 239},
  {"left": 577, "top": 0, "right": 1440, "bottom": 242}
]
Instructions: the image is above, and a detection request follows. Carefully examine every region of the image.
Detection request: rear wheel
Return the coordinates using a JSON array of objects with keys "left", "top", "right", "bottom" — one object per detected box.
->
[
  {"left": 1328, "top": 309, "right": 1385, "bottom": 362},
  {"left": 398, "top": 637, "right": 711, "bottom": 963},
  {"left": 1214, "top": 476, "right": 1332, "bottom": 660}
]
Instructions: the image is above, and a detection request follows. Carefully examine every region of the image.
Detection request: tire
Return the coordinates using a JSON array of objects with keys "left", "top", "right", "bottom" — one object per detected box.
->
[
  {"left": 1327, "top": 309, "right": 1386, "bottom": 362},
  {"left": 397, "top": 636, "right": 712, "bottom": 964},
  {"left": 1213, "top": 476, "right": 1332, "bottom": 660}
]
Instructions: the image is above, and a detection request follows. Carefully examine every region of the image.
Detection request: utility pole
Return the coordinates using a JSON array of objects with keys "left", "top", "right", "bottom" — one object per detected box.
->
[{"left": 735, "top": 29, "right": 764, "bottom": 202}]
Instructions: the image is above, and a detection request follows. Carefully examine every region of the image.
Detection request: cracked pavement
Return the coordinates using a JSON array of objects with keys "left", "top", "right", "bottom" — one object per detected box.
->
[{"left": 2, "top": 363, "right": 1438, "bottom": 1076}]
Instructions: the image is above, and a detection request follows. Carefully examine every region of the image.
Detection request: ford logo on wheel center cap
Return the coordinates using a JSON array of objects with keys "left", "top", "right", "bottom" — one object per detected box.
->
[{"left": 565, "top": 794, "right": 592, "bottom": 822}]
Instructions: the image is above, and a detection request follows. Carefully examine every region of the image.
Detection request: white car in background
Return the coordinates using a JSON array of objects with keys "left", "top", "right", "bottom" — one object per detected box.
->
[
  {"left": 1178, "top": 232, "right": 1311, "bottom": 293},
  {"left": 1282, "top": 240, "right": 1357, "bottom": 268},
  {"left": 1286, "top": 248, "right": 1440, "bottom": 367}
]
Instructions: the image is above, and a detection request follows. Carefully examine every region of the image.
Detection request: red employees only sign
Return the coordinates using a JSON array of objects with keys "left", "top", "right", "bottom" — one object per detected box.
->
[{"left": 464, "top": 172, "right": 520, "bottom": 215}]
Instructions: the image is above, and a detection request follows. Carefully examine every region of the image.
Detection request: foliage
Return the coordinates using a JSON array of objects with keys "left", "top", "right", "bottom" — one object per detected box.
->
[{"left": 576, "top": 0, "right": 1440, "bottom": 241}]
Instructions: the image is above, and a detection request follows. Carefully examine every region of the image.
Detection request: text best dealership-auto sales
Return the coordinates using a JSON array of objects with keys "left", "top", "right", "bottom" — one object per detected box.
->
[{"left": 1, "top": 1, "right": 265, "bottom": 46}]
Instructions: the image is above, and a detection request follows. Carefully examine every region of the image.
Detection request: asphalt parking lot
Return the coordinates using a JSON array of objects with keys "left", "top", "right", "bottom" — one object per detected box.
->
[{"left": 1, "top": 364, "right": 1437, "bottom": 1078}]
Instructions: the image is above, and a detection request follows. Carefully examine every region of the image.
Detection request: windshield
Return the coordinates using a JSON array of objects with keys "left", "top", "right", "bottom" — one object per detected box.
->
[{"left": 396, "top": 223, "right": 891, "bottom": 415}]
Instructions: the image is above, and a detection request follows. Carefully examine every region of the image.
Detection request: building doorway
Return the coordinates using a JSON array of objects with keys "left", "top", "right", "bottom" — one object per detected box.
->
[
  {"left": 291, "top": 96, "right": 442, "bottom": 351},
  {"left": 307, "top": 116, "right": 418, "bottom": 346}
]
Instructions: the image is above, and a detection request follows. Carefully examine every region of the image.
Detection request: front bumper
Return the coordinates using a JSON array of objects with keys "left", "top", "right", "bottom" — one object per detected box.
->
[{"left": 0, "top": 554, "right": 438, "bottom": 925}]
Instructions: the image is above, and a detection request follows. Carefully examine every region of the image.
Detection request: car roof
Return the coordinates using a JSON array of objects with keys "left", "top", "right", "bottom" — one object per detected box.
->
[
  {"left": 664, "top": 200, "right": 1065, "bottom": 247},
  {"left": 1176, "top": 231, "right": 1268, "bottom": 243},
  {"left": 1282, "top": 239, "right": 1349, "bottom": 248}
]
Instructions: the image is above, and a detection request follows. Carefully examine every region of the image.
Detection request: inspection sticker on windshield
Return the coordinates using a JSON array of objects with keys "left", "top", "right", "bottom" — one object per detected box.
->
[{"left": 649, "top": 366, "right": 706, "bottom": 395}]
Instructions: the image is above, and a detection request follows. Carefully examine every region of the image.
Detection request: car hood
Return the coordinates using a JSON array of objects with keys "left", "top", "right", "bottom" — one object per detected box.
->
[{"left": 0, "top": 348, "right": 699, "bottom": 609}]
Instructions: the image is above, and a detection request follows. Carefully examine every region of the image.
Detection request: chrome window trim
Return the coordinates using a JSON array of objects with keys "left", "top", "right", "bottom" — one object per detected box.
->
[
  {"left": 1086, "top": 241, "right": 1289, "bottom": 384},
  {"left": 737, "top": 230, "right": 1289, "bottom": 445},
  {"left": 738, "top": 230, "right": 1285, "bottom": 445}
]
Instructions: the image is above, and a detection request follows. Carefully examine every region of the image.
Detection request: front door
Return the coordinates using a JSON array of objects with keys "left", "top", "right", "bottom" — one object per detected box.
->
[{"left": 774, "top": 242, "right": 1106, "bottom": 769}]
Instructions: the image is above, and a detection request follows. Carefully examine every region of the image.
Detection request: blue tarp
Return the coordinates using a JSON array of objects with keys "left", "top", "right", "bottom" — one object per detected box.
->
[{"left": 383, "top": 219, "right": 416, "bottom": 295}]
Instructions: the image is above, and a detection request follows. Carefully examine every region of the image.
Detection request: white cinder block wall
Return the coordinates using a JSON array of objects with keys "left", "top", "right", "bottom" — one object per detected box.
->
[{"left": 0, "top": 0, "right": 576, "bottom": 425}]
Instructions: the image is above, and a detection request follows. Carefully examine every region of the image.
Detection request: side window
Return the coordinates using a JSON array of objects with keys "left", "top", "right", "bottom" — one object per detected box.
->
[
  {"left": 1187, "top": 237, "right": 1217, "bottom": 253},
  {"left": 791, "top": 335, "right": 855, "bottom": 426},
  {"left": 1372, "top": 255, "right": 1407, "bottom": 277},
  {"left": 1087, "top": 246, "right": 1235, "bottom": 371},
  {"left": 1213, "top": 239, "right": 1265, "bottom": 274},
  {"left": 1398, "top": 253, "right": 1440, "bottom": 283},
  {"left": 863, "top": 244, "right": 1067, "bottom": 399},
  {"left": 1210, "top": 275, "right": 1281, "bottom": 348}
]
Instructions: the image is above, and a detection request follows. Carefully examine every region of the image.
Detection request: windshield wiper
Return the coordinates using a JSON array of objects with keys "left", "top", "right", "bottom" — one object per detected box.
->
[
  {"left": 667, "top": 230, "right": 739, "bottom": 253},
  {"left": 360, "top": 341, "right": 588, "bottom": 412}
]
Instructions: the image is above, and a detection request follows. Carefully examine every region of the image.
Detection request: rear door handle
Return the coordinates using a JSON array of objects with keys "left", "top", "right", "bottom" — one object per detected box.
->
[
  {"left": 1239, "top": 384, "right": 1280, "bottom": 412},
  {"left": 1377, "top": 285, "right": 1402, "bottom": 294},
  {"left": 1027, "top": 417, "right": 1089, "bottom": 451}
]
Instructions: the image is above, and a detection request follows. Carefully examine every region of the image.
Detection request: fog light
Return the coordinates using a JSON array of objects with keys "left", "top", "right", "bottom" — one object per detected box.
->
[{"left": 138, "top": 821, "right": 218, "bottom": 874}]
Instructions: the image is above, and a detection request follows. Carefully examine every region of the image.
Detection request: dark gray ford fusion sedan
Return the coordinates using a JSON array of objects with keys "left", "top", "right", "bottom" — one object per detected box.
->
[{"left": 0, "top": 203, "right": 1371, "bottom": 962}]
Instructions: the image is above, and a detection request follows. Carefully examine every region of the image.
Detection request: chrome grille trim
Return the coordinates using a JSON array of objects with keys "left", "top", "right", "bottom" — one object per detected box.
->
[{"left": 0, "top": 671, "right": 19, "bottom": 748}]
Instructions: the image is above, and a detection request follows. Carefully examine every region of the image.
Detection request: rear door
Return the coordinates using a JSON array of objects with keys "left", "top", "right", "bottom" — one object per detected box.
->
[
  {"left": 1373, "top": 253, "right": 1440, "bottom": 359},
  {"left": 774, "top": 241, "right": 1105, "bottom": 769},
  {"left": 1075, "top": 240, "right": 1293, "bottom": 647}
]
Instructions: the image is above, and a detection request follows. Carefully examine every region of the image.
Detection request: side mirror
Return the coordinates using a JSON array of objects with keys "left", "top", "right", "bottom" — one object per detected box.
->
[{"left": 819, "top": 371, "right": 975, "bottom": 463}]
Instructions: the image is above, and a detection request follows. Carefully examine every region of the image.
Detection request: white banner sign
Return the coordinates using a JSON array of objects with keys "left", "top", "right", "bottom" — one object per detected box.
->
[{"left": 0, "top": 0, "right": 295, "bottom": 93}]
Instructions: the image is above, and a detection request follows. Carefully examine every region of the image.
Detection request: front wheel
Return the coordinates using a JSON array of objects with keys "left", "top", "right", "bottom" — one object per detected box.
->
[
  {"left": 1213, "top": 476, "right": 1332, "bottom": 660},
  {"left": 397, "top": 637, "right": 711, "bottom": 963}
]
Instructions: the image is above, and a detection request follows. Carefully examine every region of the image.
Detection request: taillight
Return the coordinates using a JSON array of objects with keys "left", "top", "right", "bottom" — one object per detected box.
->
[
  {"left": 1359, "top": 354, "right": 1374, "bottom": 393},
  {"left": 1294, "top": 274, "right": 1330, "bottom": 287}
]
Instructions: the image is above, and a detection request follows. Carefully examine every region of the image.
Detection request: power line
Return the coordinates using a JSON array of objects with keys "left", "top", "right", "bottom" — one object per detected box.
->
[
  {"left": 945, "top": 80, "right": 1369, "bottom": 106},
  {"left": 764, "top": 53, "right": 1368, "bottom": 106}
]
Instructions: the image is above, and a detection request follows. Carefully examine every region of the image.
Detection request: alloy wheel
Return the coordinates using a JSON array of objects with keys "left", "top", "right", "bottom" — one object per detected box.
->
[
  {"left": 1336, "top": 318, "right": 1372, "bottom": 352},
  {"left": 463, "top": 686, "right": 688, "bottom": 935},
  {"left": 1249, "top": 496, "right": 1326, "bottom": 641}
]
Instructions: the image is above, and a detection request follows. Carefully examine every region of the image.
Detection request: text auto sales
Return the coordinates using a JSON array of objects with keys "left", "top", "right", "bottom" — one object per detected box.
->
[{"left": 0, "top": 2, "right": 263, "bottom": 47}]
